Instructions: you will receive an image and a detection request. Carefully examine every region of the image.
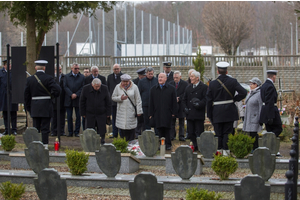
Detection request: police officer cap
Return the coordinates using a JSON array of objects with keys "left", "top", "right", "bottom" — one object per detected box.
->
[
  {"left": 266, "top": 70, "right": 277, "bottom": 75},
  {"left": 2, "top": 59, "right": 7, "bottom": 63},
  {"left": 120, "top": 74, "right": 131, "bottom": 81},
  {"left": 35, "top": 60, "right": 48, "bottom": 66},
  {"left": 216, "top": 61, "right": 230, "bottom": 68},
  {"left": 249, "top": 77, "right": 262, "bottom": 86},
  {"left": 163, "top": 61, "right": 172, "bottom": 67},
  {"left": 136, "top": 68, "right": 146, "bottom": 75}
]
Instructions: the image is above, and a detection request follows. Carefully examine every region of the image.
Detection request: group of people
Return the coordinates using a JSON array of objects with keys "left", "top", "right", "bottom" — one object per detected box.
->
[{"left": 1, "top": 59, "right": 282, "bottom": 152}]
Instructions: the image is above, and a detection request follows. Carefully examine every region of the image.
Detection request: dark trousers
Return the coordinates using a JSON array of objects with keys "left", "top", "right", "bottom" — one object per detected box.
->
[
  {"left": 51, "top": 109, "right": 66, "bottom": 136},
  {"left": 157, "top": 127, "right": 172, "bottom": 148},
  {"left": 249, "top": 132, "right": 258, "bottom": 150},
  {"left": 86, "top": 120, "right": 105, "bottom": 144},
  {"left": 142, "top": 106, "right": 151, "bottom": 130},
  {"left": 121, "top": 129, "right": 135, "bottom": 141},
  {"left": 112, "top": 105, "right": 121, "bottom": 137},
  {"left": 187, "top": 119, "right": 204, "bottom": 149},
  {"left": 213, "top": 121, "right": 234, "bottom": 150},
  {"left": 33, "top": 117, "right": 51, "bottom": 144},
  {"left": 135, "top": 120, "right": 144, "bottom": 138},
  {"left": 3, "top": 111, "right": 17, "bottom": 132},
  {"left": 82, "top": 116, "right": 86, "bottom": 130},
  {"left": 66, "top": 107, "right": 81, "bottom": 136},
  {"left": 171, "top": 117, "right": 185, "bottom": 139}
]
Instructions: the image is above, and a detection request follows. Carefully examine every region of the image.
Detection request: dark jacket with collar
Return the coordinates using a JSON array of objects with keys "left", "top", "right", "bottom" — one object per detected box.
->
[
  {"left": 169, "top": 79, "right": 189, "bottom": 118},
  {"left": 0, "top": 67, "right": 18, "bottom": 111},
  {"left": 107, "top": 72, "right": 123, "bottom": 106},
  {"left": 53, "top": 73, "right": 65, "bottom": 111},
  {"left": 64, "top": 71, "right": 85, "bottom": 107},
  {"left": 85, "top": 74, "right": 107, "bottom": 86},
  {"left": 138, "top": 76, "right": 158, "bottom": 107}
]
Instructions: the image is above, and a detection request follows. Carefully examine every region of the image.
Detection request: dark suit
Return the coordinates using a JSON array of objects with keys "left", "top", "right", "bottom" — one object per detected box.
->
[
  {"left": 133, "top": 77, "right": 143, "bottom": 137},
  {"left": 169, "top": 80, "right": 188, "bottom": 140},
  {"left": 259, "top": 79, "right": 282, "bottom": 136},
  {"left": 107, "top": 72, "right": 123, "bottom": 137},
  {"left": 0, "top": 67, "right": 18, "bottom": 133},
  {"left": 149, "top": 83, "right": 177, "bottom": 148},
  {"left": 206, "top": 74, "right": 247, "bottom": 149},
  {"left": 85, "top": 74, "right": 107, "bottom": 86},
  {"left": 80, "top": 84, "right": 111, "bottom": 144},
  {"left": 183, "top": 82, "right": 208, "bottom": 149},
  {"left": 64, "top": 71, "right": 85, "bottom": 136},
  {"left": 24, "top": 71, "right": 61, "bottom": 144}
]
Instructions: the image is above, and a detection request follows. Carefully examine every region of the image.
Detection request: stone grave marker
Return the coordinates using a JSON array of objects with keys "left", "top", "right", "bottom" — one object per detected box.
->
[
  {"left": 95, "top": 144, "right": 121, "bottom": 177},
  {"left": 34, "top": 168, "right": 67, "bottom": 200},
  {"left": 248, "top": 147, "right": 276, "bottom": 181},
  {"left": 171, "top": 145, "right": 197, "bottom": 180},
  {"left": 129, "top": 172, "right": 163, "bottom": 200},
  {"left": 138, "top": 130, "right": 159, "bottom": 157},
  {"left": 23, "top": 127, "right": 42, "bottom": 148},
  {"left": 25, "top": 141, "right": 49, "bottom": 174},
  {"left": 235, "top": 174, "right": 270, "bottom": 200},
  {"left": 80, "top": 128, "right": 101, "bottom": 152},
  {"left": 197, "top": 131, "right": 218, "bottom": 158},
  {"left": 258, "top": 132, "right": 280, "bottom": 155}
]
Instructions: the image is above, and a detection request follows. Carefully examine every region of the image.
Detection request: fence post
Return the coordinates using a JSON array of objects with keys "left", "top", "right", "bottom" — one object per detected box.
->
[
  {"left": 110, "top": 56, "right": 114, "bottom": 73},
  {"left": 262, "top": 56, "right": 267, "bottom": 82},
  {"left": 159, "top": 56, "right": 163, "bottom": 73},
  {"left": 62, "top": 57, "right": 67, "bottom": 74},
  {"left": 211, "top": 56, "right": 216, "bottom": 79}
]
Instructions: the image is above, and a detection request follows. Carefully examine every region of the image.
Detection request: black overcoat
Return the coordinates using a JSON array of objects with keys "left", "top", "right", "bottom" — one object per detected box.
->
[
  {"left": 169, "top": 80, "right": 189, "bottom": 118},
  {"left": 138, "top": 77, "right": 158, "bottom": 107},
  {"left": 107, "top": 72, "right": 122, "bottom": 106},
  {"left": 0, "top": 67, "right": 18, "bottom": 111},
  {"left": 64, "top": 72, "right": 85, "bottom": 107},
  {"left": 53, "top": 73, "right": 65, "bottom": 111},
  {"left": 24, "top": 71, "right": 61, "bottom": 117},
  {"left": 133, "top": 77, "right": 139, "bottom": 85},
  {"left": 85, "top": 74, "right": 107, "bottom": 86},
  {"left": 79, "top": 84, "right": 111, "bottom": 135},
  {"left": 149, "top": 83, "right": 177, "bottom": 128},
  {"left": 183, "top": 82, "right": 208, "bottom": 120},
  {"left": 206, "top": 75, "right": 247, "bottom": 123}
]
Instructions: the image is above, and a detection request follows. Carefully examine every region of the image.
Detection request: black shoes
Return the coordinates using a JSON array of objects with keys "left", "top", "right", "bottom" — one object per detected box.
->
[
  {"left": 166, "top": 146, "right": 172, "bottom": 150},
  {"left": 179, "top": 137, "right": 186, "bottom": 141},
  {"left": 75, "top": 134, "right": 79, "bottom": 137},
  {"left": 2, "top": 131, "right": 17, "bottom": 135},
  {"left": 12, "top": 132, "right": 17, "bottom": 136}
]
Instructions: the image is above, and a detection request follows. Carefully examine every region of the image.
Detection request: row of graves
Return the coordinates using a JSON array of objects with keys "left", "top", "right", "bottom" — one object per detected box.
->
[{"left": 0, "top": 119, "right": 299, "bottom": 200}]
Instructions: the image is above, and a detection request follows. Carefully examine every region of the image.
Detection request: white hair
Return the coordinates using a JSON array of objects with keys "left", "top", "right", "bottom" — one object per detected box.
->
[
  {"left": 92, "top": 78, "right": 101, "bottom": 85},
  {"left": 174, "top": 71, "right": 181, "bottom": 76},
  {"left": 188, "top": 69, "right": 196, "bottom": 75},
  {"left": 91, "top": 66, "right": 99, "bottom": 71},
  {"left": 191, "top": 71, "right": 200, "bottom": 79}
]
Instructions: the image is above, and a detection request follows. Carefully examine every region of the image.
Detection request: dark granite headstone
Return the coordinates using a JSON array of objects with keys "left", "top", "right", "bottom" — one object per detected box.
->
[
  {"left": 23, "top": 127, "right": 42, "bottom": 148},
  {"left": 235, "top": 175, "right": 270, "bottom": 200},
  {"left": 171, "top": 145, "right": 197, "bottom": 180},
  {"left": 34, "top": 168, "right": 67, "bottom": 200},
  {"left": 258, "top": 132, "right": 280, "bottom": 155},
  {"left": 80, "top": 128, "right": 101, "bottom": 152},
  {"left": 197, "top": 131, "right": 218, "bottom": 158},
  {"left": 129, "top": 172, "right": 163, "bottom": 200},
  {"left": 138, "top": 130, "right": 159, "bottom": 157},
  {"left": 248, "top": 147, "right": 276, "bottom": 181},
  {"left": 95, "top": 144, "right": 121, "bottom": 177},
  {"left": 25, "top": 141, "right": 49, "bottom": 174}
]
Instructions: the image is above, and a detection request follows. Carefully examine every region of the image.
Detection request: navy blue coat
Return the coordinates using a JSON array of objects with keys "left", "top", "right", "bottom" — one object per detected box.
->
[
  {"left": 138, "top": 77, "right": 158, "bottom": 107},
  {"left": 64, "top": 72, "right": 85, "bottom": 107},
  {"left": 0, "top": 67, "right": 18, "bottom": 111},
  {"left": 169, "top": 79, "right": 189, "bottom": 118}
]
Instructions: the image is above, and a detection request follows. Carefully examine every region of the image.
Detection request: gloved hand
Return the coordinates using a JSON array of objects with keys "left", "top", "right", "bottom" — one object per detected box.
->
[
  {"left": 184, "top": 108, "right": 189, "bottom": 115},
  {"left": 267, "top": 119, "right": 273, "bottom": 125},
  {"left": 193, "top": 102, "right": 200, "bottom": 109}
]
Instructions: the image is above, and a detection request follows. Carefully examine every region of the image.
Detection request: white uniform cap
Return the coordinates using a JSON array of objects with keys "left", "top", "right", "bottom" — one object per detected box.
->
[
  {"left": 216, "top": 61, "right": 230, "bottom": 68},
  {"left": 266, "top": 70, "right": 278, "bottom": 75},
  {"left": 120, "top": 74, "right": 131, "bottom": 81},
  {"left": 35, "top": 60, "right": 48, "bottom": 66}
]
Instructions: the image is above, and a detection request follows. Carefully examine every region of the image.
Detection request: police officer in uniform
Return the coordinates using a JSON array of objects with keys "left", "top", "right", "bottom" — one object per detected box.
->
[
  {"left": 133, "top": 68, "right": 146, "bottom": 86},
  {"left": 24, "top": 60, "right": 61, "bottom": 149},
  {"left": 157, "top": 61, "right": 174, "bottom": 83},
  {"left": 206, "top": 62, "right": 247, "bottom": 153}
]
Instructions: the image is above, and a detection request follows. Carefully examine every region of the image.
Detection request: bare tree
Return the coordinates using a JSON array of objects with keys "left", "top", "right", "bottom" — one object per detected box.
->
[{"left": 202, "top": 2, "right": 254, "bottom": 55}]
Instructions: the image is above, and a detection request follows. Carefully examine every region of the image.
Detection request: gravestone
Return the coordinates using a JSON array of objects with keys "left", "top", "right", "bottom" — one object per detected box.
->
[
  {"left": 25, "top": 141, "right": 49, "bottom": 174},
  {"left": 138, "top": 130, "right": 159, "bottom": 157},
  {"left": 171, "top": 145, "right": 197, "bottom": 180},
  {"left": 23, "top": 127, "right": 42, "bottom": 148},
  {"left": 197, "top": 131, "right": 218, "bottom": 158},
  {"left": 248, "top": 147, "right": 276, "bottom": 181},
  {"left": 129, "top": 172, "right": 163, "bottom": 200},
  {"left": 34, "top": 168, "right": 67, "bottom": 200},
  {"left": 235, "top": 175, "right": 270, "bottom": 200},
  {"left": 95, "top": 144, "right": 121, "bottom": 177},
  {"left": 80, "top": 129, "right": 101, "bottom": 152},
  {"left": 258, "top": 132, "right": 280, "bottom": 155}
]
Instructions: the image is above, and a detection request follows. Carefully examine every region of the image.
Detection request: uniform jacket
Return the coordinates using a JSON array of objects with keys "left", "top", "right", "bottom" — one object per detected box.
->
[
  {"left": 64, "top": 71, "right": 85, "bottom": 107},
  {"left": 80, "top": 84, "right": 111, "bottom": 135},
  {"left": 0, "top": 67, "right": 18, "bottom": 111},
  {"left": 112, "top": 81, "right": 143, "bottom": 130},
  {"left": 53, "top": 73, "right": 65, "bottom": 111},
  {"left": 149, "top": 83, "right": 177, "bottom": 128},
  {"left": 85, "top": 74, "right": 107, "bottom": 86},
  {"left": 24, "top": 71, "right": 61, "bottom": 117},
  {"left": 183, "top": 81, "right": 208, "bottom": 120},
  {"left": 138, "top": 77, "right": 158, "bottom": 107},
  {"left": 169, "top": 79, "right": 189, "bottom": 118},
  {"left": 156, "top": 71, "right": 174, "bottom": 83},
  {"left": 133, "top": 77, "right": 139, "bottom": 85},
  {"left": 206, "top": 74, "right": 247, "bottom": 123},
  {"left": 243, "top": 87, "right": 263, "bottom": 132},
  {"left": 107, "top": 72, "right": 123, "bottom": 106}
]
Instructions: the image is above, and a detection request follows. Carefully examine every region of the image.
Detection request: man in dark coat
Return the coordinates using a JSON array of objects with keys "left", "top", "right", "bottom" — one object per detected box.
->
[
  {"left": 107, "top": 64, "right": 123, "bottom": 138},
  {"left": 64, "top": 63, "right": 85, "bottom": 137},
  {"left": 24, "top": 60, "right": 61, "bottom": 148},
  {"left": 183, "top": 71, "right": 208, "bottom": 150},
  {"left": 206, "top": 62, "right": 247, "bottom": 152},
  {"left": 156, "top": 61, "right": 174, "bottom": 83},
  {"left": 51, "top": 65, "right": 66, "bottom": 136},
  {"left": 80, "top": 78, "right": 111, "bottom": 144},
  {"left": 259, "top": 70, "right": 282, "bottom": 137},
  {"left": 85, "top": 66, "right": 107, "bottom": 85},
  {"left": 149, "top": 73, "right": 177, "bottom": 150},
  {"left": 169, "top": 71, "right": 188, "bottom": 141},
  {"left": 138, "top": 67, "right": 158, "bottom": 130},
  {"left": 0, "top": 60, "right": 18, "bottom": 135}
]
